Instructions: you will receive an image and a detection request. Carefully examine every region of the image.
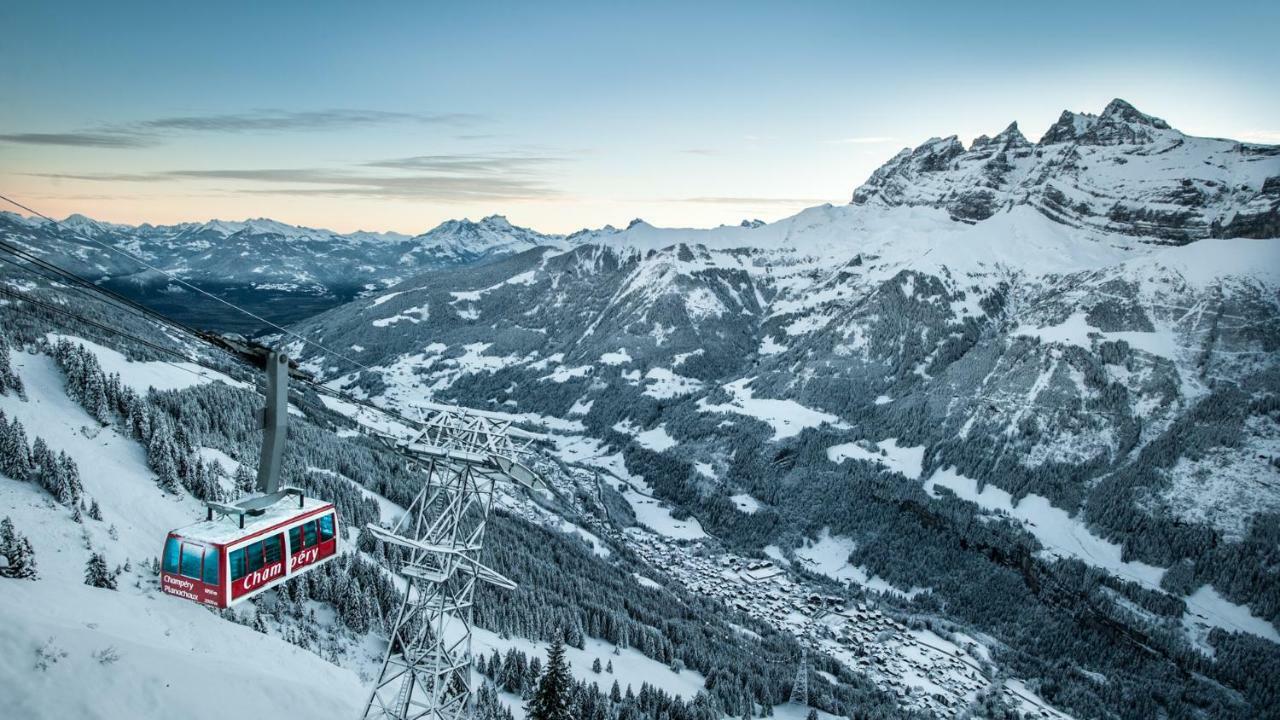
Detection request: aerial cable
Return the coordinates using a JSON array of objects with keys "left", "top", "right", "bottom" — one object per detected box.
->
[
  {"left": 0, "top": 237, "right": 218, "bottom": 347},
  {"left": 0, "top": 284, "right": 261, "bottom": 393},
  {"left": 0, "top": 192, "right": 375, "bottom": 373}
]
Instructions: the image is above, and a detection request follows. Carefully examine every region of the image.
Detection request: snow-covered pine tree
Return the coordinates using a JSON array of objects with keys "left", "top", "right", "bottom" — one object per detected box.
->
[
  {"left": 88, "top": 498, "right": 102, "bottom": 521},
  {"left": 83, "top": 366, "right": 110, "bottom": 424},
  {"left": 0, "top": 333, "right": 23, "bottom": 395},
  {"left": 84, "top": 552, "right": 116, "bottom": 589},
  {"left": 0, "top": 412, "right": 34, "bottom": 481},
  {"left": 526, "top": 634, "right": 572, "bottom": 720},
  {"left": 233, "top": 463, "right": 256, "bottom": 495},
  {"left": 147, "top": 418, "right": 181, "bottom": 493},
  {"left": 56, "top": 451, "right": 83, "bottom": 506},
  {"left": 0, "top": 516, "right": 38, "bottom": 579}
]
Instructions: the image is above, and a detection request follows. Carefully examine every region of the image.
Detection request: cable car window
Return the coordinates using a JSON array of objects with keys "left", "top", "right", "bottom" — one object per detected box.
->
[
  {"left": 163, "top": 537, "right": 181, "bottom": 573},
  {"left": 289, "top": 525, "right": 303, "bottom": 553},
  {"left": 263, "top": 535, "right": 282, "bottom": 565},
  {"left": 180, "top": 543, "right": 204, "bottom": 580},
  {"left": 303, "top": 521, "right": 318, "bottom": 547},
  {"left": 319, "top": 514, "right": 335, "bottom": 542},
  {"left": 202, "top": 547, "right": 220, "bottom": 585},
  {"left": 229, "top": 548, "right": 247, "bottom": 581},
  {"left": 246, "top": 541, "right": 265, "bottom": 572}
]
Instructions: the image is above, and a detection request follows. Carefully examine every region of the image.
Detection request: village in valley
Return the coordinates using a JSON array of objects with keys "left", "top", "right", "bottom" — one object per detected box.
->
[{"left": 495, "top": 454, "right": 1075, "bottom": 720}]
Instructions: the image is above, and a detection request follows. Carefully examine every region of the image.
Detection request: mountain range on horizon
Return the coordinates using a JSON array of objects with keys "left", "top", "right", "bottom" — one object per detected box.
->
[{"left": 6, "top": 98, "right": 1277, "bottom": 245}]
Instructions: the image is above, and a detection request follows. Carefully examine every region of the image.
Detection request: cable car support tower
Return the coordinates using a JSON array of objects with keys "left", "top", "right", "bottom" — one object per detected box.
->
[{"left": 360, "top": 407, "right": 540, "bottom": 720}]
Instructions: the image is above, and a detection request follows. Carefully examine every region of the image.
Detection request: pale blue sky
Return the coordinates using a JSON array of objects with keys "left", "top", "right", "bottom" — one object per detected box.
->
[{"left": 2, "top": 0, "right": 1276, "bottom": 233}]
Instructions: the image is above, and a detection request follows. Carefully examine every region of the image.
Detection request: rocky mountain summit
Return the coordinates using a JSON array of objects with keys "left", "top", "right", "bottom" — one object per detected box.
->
[{"left": 852, "top": 99, "right": 1280, "bottom": 242}]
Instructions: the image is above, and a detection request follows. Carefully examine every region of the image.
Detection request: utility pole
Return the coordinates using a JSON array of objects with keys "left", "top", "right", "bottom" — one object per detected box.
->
[{"left": 360, "top": 408, "right": 539, "bottom": 720}]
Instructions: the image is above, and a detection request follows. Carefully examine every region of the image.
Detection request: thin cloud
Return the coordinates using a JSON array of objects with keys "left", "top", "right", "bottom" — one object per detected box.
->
[
  {"left": 1237, "top": 130, "right": 1280, "bottom": 144},
  {"left": 0, "top": 132, "right": 156, "bottom": 148},
  {"left": 680, "top": 148, "right": 721, "bottom": 156},
  {"left": 364, "top": 153, "right": 569, "bottom": 175},
  {"left": 2, "top": 109, "right": 483, "bottom": 150},
  {"left": 28, "top": 172, "right": 167, "bottom": 182},
  {"left": 680, "top": 196, "right": 832, "bottom": 205},
  {"left": 826, "top": 136, "right": 896, "bottom": 145},
  {"left": 39, "top": 165, "right": 562, "bottom": 201},
  {"left": 132, "top": 109, "right": 482, "bottom": 133}
]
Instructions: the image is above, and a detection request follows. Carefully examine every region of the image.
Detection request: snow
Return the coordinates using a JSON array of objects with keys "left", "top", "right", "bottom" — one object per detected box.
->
[
  {"left": 697, "top": 378, "right": 842, "bottom": 441},
  {"left": 730, "top": 493, "right": 761, "bottom": 514},
  {"left": 369, "top": 290, "right": 404, "bottom": 307},
  {"left": 632, "top": 573, "right": 663, "bottom": 590},
  {"left": 826, "top": 438, "right": 924, "bottom": 478},
  {"left": 873, "top": 394, "right": 892, "bottom": 405},
  {"left": 1015, "top": 312, "right": 1178, "bottom": 359},
  {"left": 0, "top": 350, "right": 364, "bottom": 720},
  {"left": 49, "top": 335, "right": 247, "bottom": 394},
  {"left": 635, "top": 424, "right": 677, "bottom": 452},
  {"left": 758, "top": 336, "right": 787, "bottom": 355},
  {"left": 372, "top": 304, "right": 428, "bottom": 327},
  {"left": 641, "top": 367, "right": 703, "bottom": 399},
  {"left": 796, "top": 529, "right": 926, "bottom": 599},
  {"left": 198, "top": 447, "right": 242, "bottom": 476},
  {"left": 1181, "top": 585, "right": 1280, "bottom": 650},
  {"left": 466, "top": 626, "right": 709, "bottom": 705},
  {"left": 0, "top": 351, "right": 186, "bottom": 565},
  {"left": 0, "top": 580, "right": 363, "bottom": 720},
  {"left": 925, "top": 467, "right": 1166, "bottom": 586},
  {"left": 599, "top": 347, "right": 632, "bottom": 365},
  {"left": 540, "top": 365, "right": 593, "bottom": 383}
]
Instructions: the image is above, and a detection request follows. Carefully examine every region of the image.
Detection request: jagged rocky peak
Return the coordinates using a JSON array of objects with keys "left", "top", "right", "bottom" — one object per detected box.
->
[
  {"left": 850, "top": 98, "right": 1279, "bottom": 242},
  {"left": 1040, "top": 98, "right": 1173, "bottom": 145},
  {"left": 971, "top": 122, "right": 1030, "bottom": 152}
]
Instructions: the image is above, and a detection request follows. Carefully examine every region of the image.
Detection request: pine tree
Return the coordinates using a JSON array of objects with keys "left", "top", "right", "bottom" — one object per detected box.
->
[
  {"left": 0, "top": 413, "right": 33, "bottom": 481},
  {"left": 592, "top": 657, "right": 602, "bottom": 674},
  {"left": 57, "top": 452, "right": 83, "bottom": 506},
  {"left": 1, "top": 516, "right": 37, "bottom": 579},
  {"left": 0, "top": 334, "right": 22, "bottom": 395},
  {"left": 148, "top": 421, "right": 180, "bottom": 493},
  {"left": 84, "top": 552, "right": 116, "bottom": 589},
  {"left": 233, "top": 463, "right": 256, "bottom": 495},
  {"left": 805, "top": 710, "right": 818, "bottom": 720},
  {"left": 88, "top": 498, "right": 103, "bottom": 521},
  {"left": 526, "top": 634, "right": 573, "bottom": 720}
]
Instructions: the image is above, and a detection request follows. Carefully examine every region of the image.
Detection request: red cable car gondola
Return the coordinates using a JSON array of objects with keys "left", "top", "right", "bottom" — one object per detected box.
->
[
  {"left": 161, "top": 496, "right": 339, "bottom": 608},
  {"left": 160, "top": 350, "right": 340, "bottom": 607}
]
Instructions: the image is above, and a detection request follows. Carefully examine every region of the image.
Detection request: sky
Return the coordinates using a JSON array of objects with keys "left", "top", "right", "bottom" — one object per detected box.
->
[{"left": 1, "top": 0, "right": 1277, "bottom": 235}]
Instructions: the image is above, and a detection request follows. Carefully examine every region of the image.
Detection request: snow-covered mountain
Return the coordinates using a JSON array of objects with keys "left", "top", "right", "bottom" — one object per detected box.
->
[
  {"left": 282, "top": 101, "right": 1280, "bottom": 719},
  {"left": 851, "top": 99, "right": 1279, "bottom": 242},
  {"left": 0, "top": 212, "right": 567, "bottom": 332},
  {"left": 4, "top": 98, "right": 1279, "bottom": 720}
]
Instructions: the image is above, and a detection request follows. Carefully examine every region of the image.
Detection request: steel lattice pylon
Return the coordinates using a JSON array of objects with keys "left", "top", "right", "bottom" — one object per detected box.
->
[{"left": 360, "top": 408, "right": 539, "bottom": 720}]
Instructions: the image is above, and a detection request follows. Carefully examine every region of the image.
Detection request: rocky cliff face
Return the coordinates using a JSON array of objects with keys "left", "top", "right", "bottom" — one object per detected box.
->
[{"left": 852, "top": 99, "right": 1280, "bottom": 243}]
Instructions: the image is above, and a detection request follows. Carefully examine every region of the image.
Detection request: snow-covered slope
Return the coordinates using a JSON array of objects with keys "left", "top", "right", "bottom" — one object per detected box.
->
[{"left": 0, "top": 349, "right": 365, "bottom": 720}]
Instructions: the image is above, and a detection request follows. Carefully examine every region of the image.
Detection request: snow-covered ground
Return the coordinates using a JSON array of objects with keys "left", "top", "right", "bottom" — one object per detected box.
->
[
  {"left": 795, "top": 528, "right": 927, "bottom": 599},
  {"left": 698, "top": 378, "right": 843, "bottom": 441},
  {"left": 0, "top": 348, "right": 365, "bottom": 720},
  {"left": 925, "top": 467, "right": 1280, "bottom": 647},
  {"left": 925, "top": 466, "right": 1166, "bottom": 586},
  {"left": 49, "top": 334, "right": 247, "bottom": 394},
  {"left": 827, "top": 438, "right": 924, "bottom": 478}
]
